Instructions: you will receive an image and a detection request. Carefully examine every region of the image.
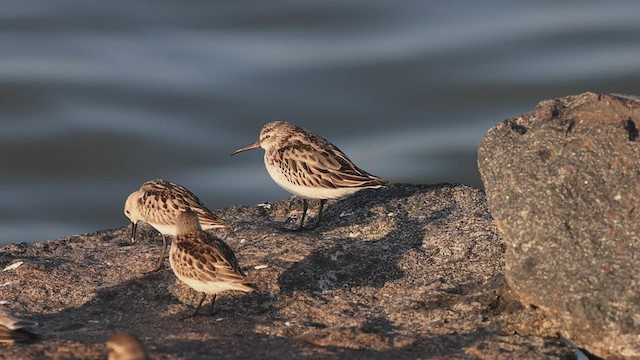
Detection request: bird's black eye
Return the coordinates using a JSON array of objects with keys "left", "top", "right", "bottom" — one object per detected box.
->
[{"left": 265, "top": 134, "right": 271, "bottom": 139}]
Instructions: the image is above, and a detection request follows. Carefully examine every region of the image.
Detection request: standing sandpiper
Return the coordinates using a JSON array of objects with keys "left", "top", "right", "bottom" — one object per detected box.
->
[
  {"left": 170, "top": 210, "right": 254, "bottom": 319},
  {"left": 232, "top": 121, "right": 388, "bottom": 230},
  {"left": 124, "top": 179, "right": 228, "bottom": 272}
]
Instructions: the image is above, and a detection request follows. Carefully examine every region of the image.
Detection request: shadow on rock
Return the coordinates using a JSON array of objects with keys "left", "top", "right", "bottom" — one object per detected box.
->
[{"left": 278, "top": 184, "right": 451, "bottom": 294}]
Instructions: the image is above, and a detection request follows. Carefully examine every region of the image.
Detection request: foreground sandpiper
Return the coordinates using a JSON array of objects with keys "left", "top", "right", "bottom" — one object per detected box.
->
[
  {"left": 106, "top": 331, "right": 149, "bottom": 360},
  {"left": 0, "top": 312, "right": 38, "bottom": 344},
  {"left": 124, "top": 179, "right": 228, "bottom": 272},
  {"left": 232, "top": 121, "right": 388, "bottom": 230},
  {"left": 170, "top": 210, "right": 254, "bottom": 319}
]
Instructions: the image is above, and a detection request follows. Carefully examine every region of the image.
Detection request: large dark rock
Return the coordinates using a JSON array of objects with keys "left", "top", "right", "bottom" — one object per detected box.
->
[
  {"left": 478, "top": 92, "right": 640, "bottom": 359},
  {"left": 0, "top": 184, "right": 573, "bottom": 359}
]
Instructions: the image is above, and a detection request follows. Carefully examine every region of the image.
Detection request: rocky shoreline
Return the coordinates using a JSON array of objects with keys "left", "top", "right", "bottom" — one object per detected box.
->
[{"left": 0, "top": 184, "right": 572, "bottom": 359}]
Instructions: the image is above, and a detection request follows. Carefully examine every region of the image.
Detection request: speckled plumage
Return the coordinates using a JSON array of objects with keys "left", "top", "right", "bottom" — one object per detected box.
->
[
  {"left": 233, "top": 121, "right": 388, "bottom": 229},
  {"left": 0, "top": 312, "right": 38, "bottom": 344},
  {"left": 169, "top": 211, "right": 254, "bottom": 318},
  {"left": 124, "top": 179, "right": 228, "bottom": 272},
  {"left": 106, "top": 332, "right": 149, "bottom": 360},
  {"left": 125, "top": 179, "right": 228, "bottom": 234}
]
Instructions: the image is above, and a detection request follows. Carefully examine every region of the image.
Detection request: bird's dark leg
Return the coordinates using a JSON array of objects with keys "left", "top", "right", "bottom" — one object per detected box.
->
[
  {"left": 280, "top": 198, "right": 313, "bottom": 232},
  {"left": 193, "top": 293, "right": 207, "bottom": 316},
  {"left": 209, "top": 294, "right": 218, "bottom": 316},
  {"left": 130, "top": 222, "right": 138, "bottom": 243},
  {"left": 297, "top": 199, "right": 308, "bottom": 230},
  {"left": 181, "top": 293, "right": 207, "bottom": 320},
  {"left": 306, "top": 199, "right": 325, "bottom": 230},
  {"left": 150, "top": 234, "right": 167, "bottom": 272}
]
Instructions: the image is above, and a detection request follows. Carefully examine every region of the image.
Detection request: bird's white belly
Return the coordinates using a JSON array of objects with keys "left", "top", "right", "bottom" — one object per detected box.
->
[
  {"left": 265, "top": 160, "right": 361, "bottom": 200},
  {"left": 148, "top": 223, "right": 178, "bottom": 236},
  {"left": 169, "top": 254, "right": 242, "bottom": 294},
  {"left": 147, "top": 221, "right": 219, "bottom": 236},
  {"left": 176, "top": 274, "right": 240, "bottom": 294}
]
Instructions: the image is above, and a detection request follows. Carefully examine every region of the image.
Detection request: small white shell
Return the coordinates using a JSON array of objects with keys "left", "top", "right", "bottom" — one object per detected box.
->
[{"left": 2, "top": 262, "right": 23, "bottom": 272}]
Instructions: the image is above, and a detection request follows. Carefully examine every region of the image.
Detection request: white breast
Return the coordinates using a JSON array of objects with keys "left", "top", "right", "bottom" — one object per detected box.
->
[{"left": 146, "top": 221, "right": 220, "bottom": 237}]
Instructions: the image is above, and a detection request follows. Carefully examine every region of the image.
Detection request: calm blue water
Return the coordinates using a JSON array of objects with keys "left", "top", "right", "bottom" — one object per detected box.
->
[{"left": 2, "top": 1, "right": 639, "bottom": 244}]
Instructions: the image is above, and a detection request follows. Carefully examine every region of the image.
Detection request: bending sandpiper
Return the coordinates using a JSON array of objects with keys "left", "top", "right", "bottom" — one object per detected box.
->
[
  {"left": 170, "top": 210, "right": 254, "bottom": 319},
  {"left": 232, "top": 121, "right": 388, "bottom": 230},
  {"left": 124, "top": 179, "right": 228, "bottom": 272}
]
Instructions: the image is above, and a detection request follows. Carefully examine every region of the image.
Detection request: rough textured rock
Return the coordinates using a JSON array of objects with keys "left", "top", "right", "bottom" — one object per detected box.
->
[
  {"left": 0, "top": 184, "right": 573, "bottom": 359},
  {"left": 478, "top": 92, "right": 640, "bottom": 359}
]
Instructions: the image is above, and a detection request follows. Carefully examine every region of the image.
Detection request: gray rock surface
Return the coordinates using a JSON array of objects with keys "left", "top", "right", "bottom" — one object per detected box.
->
[
  {"left": 0, "top": 184, "right": 573, "bottom": 359},
  {"left": 478, "top": 92, "right": 640, "bottom": 359}
]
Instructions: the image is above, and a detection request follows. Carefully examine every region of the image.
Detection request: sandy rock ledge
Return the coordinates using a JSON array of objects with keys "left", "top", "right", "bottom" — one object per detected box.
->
[{"left": 0, "top": 184, "right": 573, "bottom": 359}]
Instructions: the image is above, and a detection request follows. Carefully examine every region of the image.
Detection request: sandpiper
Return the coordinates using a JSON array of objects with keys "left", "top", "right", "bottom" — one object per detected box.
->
[
  {"left": 106, "top": 331, "right": 149, "bottom": 360},
  {"left": 124, "top": 179, "right": 228, "bottom": 272},
  {"left": 232, "top": 121, "right": 388, "bottom": 230},
  {"left": 170, "top": 210, "right": 254, "bottom": 319}
]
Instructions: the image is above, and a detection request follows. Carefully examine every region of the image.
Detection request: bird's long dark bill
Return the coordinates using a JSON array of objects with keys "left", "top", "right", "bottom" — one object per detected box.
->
[
  {"left": 130, "top": 221, "right": 137, "bottom": 242},
  {"left": 231, "top": 141, "right": 260, "bottom": 155}
]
